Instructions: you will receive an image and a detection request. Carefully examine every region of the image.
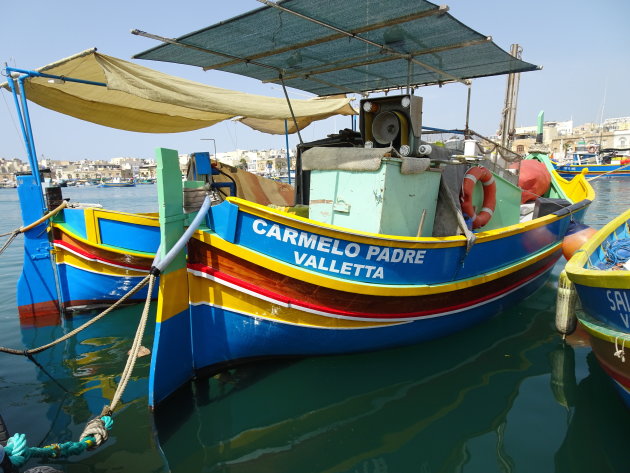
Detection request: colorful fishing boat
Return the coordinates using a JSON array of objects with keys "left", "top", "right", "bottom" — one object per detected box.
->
[
  {"left": 564, "top": 208, "right": 630, "bottom": 408},
  {"left": 130, "top": 0, "right": 595, "bottom": 406},
  {"left": 2, "top": 0, "right": 596, "bottom": 408}
]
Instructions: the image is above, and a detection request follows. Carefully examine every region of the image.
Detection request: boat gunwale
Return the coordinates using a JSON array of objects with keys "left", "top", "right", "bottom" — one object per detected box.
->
[
  {"left": 565, "top": 208, "right": 630, "bottom": 288},
  {"left": 51, "top": 221, "right": 157, "bottom": 259},
  {"left": 225, "top": 196, "right": 592, "bottom": 248},
  {"left": 578, "top": 310, "right": 630, "bottom": 343}
]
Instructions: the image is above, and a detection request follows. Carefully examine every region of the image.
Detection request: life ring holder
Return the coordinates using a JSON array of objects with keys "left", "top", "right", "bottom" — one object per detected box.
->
[{"left": 460, "top": 166, "right": 497, "bottom": 229}]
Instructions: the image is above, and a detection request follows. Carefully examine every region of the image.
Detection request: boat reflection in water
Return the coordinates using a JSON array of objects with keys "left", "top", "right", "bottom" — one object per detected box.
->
[{"left": 153, "top": 283, "right": 630, "bottom": 473}]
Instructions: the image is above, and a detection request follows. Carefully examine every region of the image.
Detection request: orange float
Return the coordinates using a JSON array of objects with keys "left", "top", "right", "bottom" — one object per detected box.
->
[
  {"left": 562, "top": 222, "right": 597, "bottom": 260},
  {"left": 460, "top": 166, "right": 496, "bottom": 229}
]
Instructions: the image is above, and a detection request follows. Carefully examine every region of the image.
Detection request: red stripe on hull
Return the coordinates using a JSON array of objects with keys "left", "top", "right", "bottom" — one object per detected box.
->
[
  {"left": 52, "top": 228, "right": 153, "bottom": 269},
  {"left": 188, "top": 250, "right": 558, "bottom": 319},
  {"left": 53, "top": 240, "right": 151, "bottom": 271}
]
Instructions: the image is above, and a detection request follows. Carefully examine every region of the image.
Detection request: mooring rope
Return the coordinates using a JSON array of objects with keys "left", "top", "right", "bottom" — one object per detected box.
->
[
  {"left": 0, "top": 200, "right": 69, "bottom": 238},
  {"left": 104, "top": 273, "right": 155, "bottom": 415},
  {"left": 0, "top": 274, "right": 151, "bottom": 356},
  {"left": 2, "top": 273, "right": 157, "bottom": 468},
  {"left": 0, "top": 195, "right": 209, "bottom": 468}
]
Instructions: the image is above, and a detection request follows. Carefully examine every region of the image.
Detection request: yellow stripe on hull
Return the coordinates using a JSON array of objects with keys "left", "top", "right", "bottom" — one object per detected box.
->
[
  {"left": 187, "top": 270, "right": 401, "bottom": 329},
  {"left": 54, "top": 246, "right": 149, "bottom": 277},
  {"left": 157, "top": 268, "right": 190, "bottom": 323},
  {"left": 53, "top": 223, "right": 156, "bottom": 258}
]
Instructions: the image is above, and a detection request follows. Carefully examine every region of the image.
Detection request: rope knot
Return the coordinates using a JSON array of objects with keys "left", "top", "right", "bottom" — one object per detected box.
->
[
  {"left": 79, "top": 416, "right": 112, "bottom": 450},
  {"left": 614, "top": 336, "right": 626, "bottom": 363}
]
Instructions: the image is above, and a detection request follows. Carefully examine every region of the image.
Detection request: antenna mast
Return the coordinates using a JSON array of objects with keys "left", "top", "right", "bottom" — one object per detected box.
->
[{"left": 499, "top": 44, "right": 523, "bottom": 150}]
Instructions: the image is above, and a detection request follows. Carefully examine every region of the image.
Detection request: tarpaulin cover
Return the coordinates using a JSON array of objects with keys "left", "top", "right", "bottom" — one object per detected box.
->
[{"left": 1, "top": 50, "right": 355, "bottom": 133}]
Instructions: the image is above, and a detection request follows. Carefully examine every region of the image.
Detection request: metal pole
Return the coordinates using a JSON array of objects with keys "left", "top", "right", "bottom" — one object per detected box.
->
[
  {"left": 4, "top": 69, "right": 32, "bottom": 164},
  {"left": 279, "top": 75, "right": 303, "bottom": 145},
  {"left": 17, "top": 77, "right": 40, "bottom": 186},
  {"left": 201, "top": 138, "right": 217, "bottom": 160},
  {"left": 284, "top": 120, "right": 292, "bottom": 185},
  {"left": 465, "top": 85, "right": 472, "bottom": 138}
]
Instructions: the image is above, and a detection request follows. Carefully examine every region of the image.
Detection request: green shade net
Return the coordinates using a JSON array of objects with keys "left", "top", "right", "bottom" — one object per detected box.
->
[{"left": 134, "top": 0, "right": 539, "bottom": 96}]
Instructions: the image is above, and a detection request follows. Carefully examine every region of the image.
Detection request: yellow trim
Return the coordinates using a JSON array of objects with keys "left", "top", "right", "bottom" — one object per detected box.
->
[
  {"left": 565, "top": 208, "right": 630, "bottom": 289},
  {"left": 55, "top": 248, "right": 148, "bottom": 276},
  {"left": 56, "top": 207, "right": 158, "bottom": 253},
  {"left": 226, "top": 195, "right": 588, "bottom": 247},
  {"left": 91, "top": 208, "right": 160, "bottom": 227},
  {"left": 188, "top": 275, "right": 398, "bottom": 328},
  {"left": 84, "top": 207, "right": 100, "bottom": 243},
  {"left": 579, "top": 316, "right": 630, "bottom": 344},
  {"left": 156, "top": 268, "right": 190, "bottom": 323},
  {"left": 194, "top": 229, "right": 560, "bottom": 296},
  {"left": 52, "top": 223, "right": 156, "bottom": 258}
]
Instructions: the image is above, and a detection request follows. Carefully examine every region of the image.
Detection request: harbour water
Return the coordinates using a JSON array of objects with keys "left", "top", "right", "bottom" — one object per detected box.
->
[{"left": 0, "top": 179, "right": 629, "bottom": 473}]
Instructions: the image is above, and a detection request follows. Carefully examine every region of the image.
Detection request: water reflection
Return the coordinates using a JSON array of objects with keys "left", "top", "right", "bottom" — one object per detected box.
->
[
  {"left": 1, "top": 180, "right": 629, "bottom": 472},
  {"left": 153, "top": 281, "right": 629, "bottom": 473}
]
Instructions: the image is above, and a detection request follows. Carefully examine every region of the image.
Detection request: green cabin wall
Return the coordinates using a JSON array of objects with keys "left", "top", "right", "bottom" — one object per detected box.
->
[{"left": 309, "top": 159, "right": 442, "bottom": 237}]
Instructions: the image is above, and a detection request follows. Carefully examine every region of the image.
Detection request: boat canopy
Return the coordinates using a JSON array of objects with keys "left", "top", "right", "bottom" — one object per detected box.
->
[
  {"left": 1, "top": 50, "right": 355, "bottom": 134},
  {"left": 133, "top": 0, "right": 540, "bottom": 96}
]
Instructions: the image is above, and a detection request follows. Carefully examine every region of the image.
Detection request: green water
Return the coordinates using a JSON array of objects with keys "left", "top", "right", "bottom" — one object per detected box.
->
[{"left": 0, "top": 180, "right": 629, "bottom": 473}]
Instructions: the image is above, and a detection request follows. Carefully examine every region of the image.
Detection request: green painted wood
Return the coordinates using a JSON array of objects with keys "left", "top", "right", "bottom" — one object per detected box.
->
[
  {"left": 309, "top": 159, "right": 442, "bottom": 237},
  {"left": 155, "top": 147, "right": 186, "bottom": 274}
]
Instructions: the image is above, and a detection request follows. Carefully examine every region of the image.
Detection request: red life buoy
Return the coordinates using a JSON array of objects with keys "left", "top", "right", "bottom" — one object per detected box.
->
[
  {"left": 587, "top": 146, "right": 596, "bottom": 153},
  {"left": 460, "top": 166, "right": 497, "bottom": 229}
]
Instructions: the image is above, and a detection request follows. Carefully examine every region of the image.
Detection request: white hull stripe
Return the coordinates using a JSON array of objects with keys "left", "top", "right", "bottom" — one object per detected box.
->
[{"left": 187, "top": 266, "right": 547, "bottom": 323}]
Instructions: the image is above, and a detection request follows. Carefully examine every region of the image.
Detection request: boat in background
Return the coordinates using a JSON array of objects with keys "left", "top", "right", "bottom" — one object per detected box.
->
[
  {"left": 98, "top": 179, "right": 136, "bottom": 187},
  {"left": 553, "top": 143, "right": 630, "bottom": 178},
  {"left": 564, "top": 208, "right": 630, "bottom": 408}
]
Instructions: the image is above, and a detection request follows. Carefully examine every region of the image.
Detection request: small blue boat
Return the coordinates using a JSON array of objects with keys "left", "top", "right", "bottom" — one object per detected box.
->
[{"left": 565, "top": 209, "right": 630, "bottom": 408}]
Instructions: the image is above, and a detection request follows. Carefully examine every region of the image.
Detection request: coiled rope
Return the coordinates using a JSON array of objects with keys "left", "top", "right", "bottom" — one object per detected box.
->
[{"left": 599, "top": 238, "right": 630, "bottom": 270}]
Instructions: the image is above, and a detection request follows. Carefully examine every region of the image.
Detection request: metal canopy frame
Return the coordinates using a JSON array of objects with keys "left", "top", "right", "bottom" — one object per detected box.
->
[
  {"left": 133, "top": 0, "right": 539, "bottom": 97},
  {"left": 255, "top": 0, "right": 470, "bottom": 87}
]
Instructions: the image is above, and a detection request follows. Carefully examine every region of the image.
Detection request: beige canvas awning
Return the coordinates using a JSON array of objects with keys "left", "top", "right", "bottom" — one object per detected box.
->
[{"left": 1, "top": 49, "right": 355, "bottom": 134}]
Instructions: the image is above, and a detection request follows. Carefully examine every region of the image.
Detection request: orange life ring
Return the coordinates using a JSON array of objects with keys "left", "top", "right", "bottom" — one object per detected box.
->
[{"left": 460, "top": 166, "right": 497, "bottom": 229}]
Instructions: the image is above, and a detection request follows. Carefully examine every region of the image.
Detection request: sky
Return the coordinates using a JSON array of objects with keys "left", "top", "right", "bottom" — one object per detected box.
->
[{"left": 1, "top": 0, "right": 629, "bottom": 162}]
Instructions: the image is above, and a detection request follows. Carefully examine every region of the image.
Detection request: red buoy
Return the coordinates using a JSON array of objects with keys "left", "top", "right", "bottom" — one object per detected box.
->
[{"left": 562, "top": 223, "right": 597, "bottom": 260}]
